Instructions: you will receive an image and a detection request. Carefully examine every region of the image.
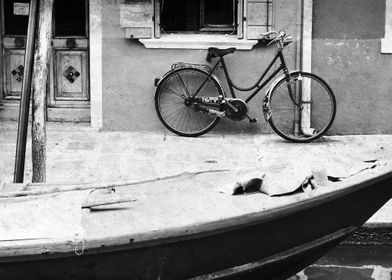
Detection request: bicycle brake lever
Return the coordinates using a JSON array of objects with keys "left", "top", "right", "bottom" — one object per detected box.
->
[{"left": 267, "top": 38, "right": 277, "bottom": 47}]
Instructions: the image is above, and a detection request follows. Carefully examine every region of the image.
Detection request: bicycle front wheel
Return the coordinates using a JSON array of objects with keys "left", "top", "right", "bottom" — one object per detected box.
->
[
  {"left": 155, "top": 68, "right": 223, "bottom": 137},
  {"left": 268, "top": 72, "right": 336, "bottom": 143}
]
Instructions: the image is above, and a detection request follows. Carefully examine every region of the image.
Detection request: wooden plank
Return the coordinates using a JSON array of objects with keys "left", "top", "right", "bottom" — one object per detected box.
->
[
  {"left": 237, "top": 0, "right": 244, "bottom": 39},
  {"left": 124, "top": 27, "right": 152, "bottom": 39},
  {"left": 82, "top": 196, "right": 137, "bottom": 209},
  {"left": 120, "top": 2, "right": 153, "bottom": 27},
  {"left": 31, "top": 0, "right": 54, "bottom": 183},
  {"left": 51, "top": 39, "right": 88, "bottom": 48},
  {"left": 46, "top": 107, "right": 90, "bottom": 122},
  {"left": 120, "top": 1, "right": 154, "bottom": 39},
  {"left": 154, "top": 0, "right": 160, "bottom": 38},
  {"left": 0, "top": 169, "right": 229, "bottom": 198}
]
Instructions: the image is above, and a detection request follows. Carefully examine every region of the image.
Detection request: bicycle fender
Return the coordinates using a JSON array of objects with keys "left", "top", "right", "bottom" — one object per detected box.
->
[
  {"left": 155, "top": 64, "right": 214, "bottom": 88},
  {"left": 154, "top": 67, "right": 225, "bottom": 100},
  {"left": 262, "top": 70, "right": 301, "bottom": 122},
  {"left": 154, "top": 68, "right": 176, "bottom": 88}
]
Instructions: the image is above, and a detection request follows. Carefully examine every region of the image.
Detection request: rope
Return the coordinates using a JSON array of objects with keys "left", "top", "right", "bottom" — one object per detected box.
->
[{"left": 74, "top": 239, "right": 88, "bottom": 256}]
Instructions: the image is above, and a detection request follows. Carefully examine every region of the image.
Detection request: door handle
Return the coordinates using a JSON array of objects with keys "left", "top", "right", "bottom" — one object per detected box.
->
[
  {"left": 66, "top": 38, "right": 76, "bottom": 48},
  {"left": 15, "top": 37, "right": 25, "bottom": 48}
]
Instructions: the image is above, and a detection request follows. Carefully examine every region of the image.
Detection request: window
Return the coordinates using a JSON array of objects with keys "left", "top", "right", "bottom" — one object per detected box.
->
[
  {"left": 54, "top": 0, "right": 87, "bottom": 37},
  {"left": 201, "top": 0, "right": 235, "bottom": 31},
  {"left": 159, "top": 0, "right": 236, "bottom": 33},
  {"left": 120, "top": 0, "right": 273, "bottom": 49},
  {"left": 3, "top": 0, "right": 30, "bottom": 35}
]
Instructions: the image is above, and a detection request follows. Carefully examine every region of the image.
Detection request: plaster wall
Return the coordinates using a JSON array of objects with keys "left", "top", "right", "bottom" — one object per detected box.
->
[
  {"left": 312, "top": 0, "right": 392, "bottom": 134},
  {"left": 101, "top": 0, "right": 301, "bottom": 132}
]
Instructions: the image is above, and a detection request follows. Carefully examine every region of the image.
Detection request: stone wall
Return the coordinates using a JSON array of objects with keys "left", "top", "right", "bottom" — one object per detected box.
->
[
  {"left": 312, "top": 0, "right": 392, "bottom": 134},
  {"left": 101, "top": 0, "right": 301, "bottom": 133}
]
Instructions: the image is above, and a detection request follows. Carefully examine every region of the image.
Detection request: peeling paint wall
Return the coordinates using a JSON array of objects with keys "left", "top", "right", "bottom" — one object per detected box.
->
[
  {"left": 101, "top": 0, "right": 301, "bottom": 133},
  {"left": 312, "top": 0, "right": 392, "bottom": 134}
]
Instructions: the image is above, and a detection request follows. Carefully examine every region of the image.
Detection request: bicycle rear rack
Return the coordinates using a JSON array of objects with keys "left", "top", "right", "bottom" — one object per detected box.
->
[{"left": 171, "top": 62, "right": 212, "bottom": 73}]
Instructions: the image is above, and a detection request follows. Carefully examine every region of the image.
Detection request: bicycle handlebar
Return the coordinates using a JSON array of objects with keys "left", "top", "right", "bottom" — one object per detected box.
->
[
  {"left": 262, "top": 30, "right": 293, "bottom": 48},
  {"left": 261, "top": 30, "right": 286, "bottom": 39},
  {"left": 205, "top": 30, "right": 291, "bottom": 62}
]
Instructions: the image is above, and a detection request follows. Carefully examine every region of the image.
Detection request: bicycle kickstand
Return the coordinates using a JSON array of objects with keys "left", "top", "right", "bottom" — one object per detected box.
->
[{"left": 246, "top": 115, "right": 258, "bottom": 123}]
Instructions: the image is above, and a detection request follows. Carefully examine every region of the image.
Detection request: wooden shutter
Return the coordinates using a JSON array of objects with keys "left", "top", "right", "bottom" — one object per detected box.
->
[
  {"left": 245, "top": 0, "right": 273, "bottom": 39},
  {"left": 120, "top": 0, "right": 154, "bottom": 39},
  {"left": 237, "top": 0, "right": 244, "bottom": 39}
]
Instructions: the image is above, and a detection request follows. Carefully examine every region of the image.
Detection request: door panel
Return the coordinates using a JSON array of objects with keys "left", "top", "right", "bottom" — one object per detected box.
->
[
  {"left": 4, "top": 48, "right": 24, "bottom": 99},
  {"left": 53, "top": 50, "right": 88, "bottom": 102},
  {"left": 1, "top": 0, "right": 28, "bottom": 102},
  {"left": 48, "top": 0, "right": 89, "bottom": 115}
]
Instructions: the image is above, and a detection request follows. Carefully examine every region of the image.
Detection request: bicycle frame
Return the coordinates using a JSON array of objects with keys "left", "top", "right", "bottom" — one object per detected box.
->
[{"left": 194, "top": 49, "right": 293, "bottom": 105}]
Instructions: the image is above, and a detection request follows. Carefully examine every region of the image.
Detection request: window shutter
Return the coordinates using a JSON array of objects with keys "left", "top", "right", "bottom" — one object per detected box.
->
[
  {"left": 245, "top": 0, "right": 273, "bottom": 40},
  {"left": 120, "top": 0, "right": 154, "bottom": 39},
  {"left": 237, "top": 0, "right": 244, "bottom": 39},
  {"left": 154, "top": 0, "right": 161, "bottom": 38}
]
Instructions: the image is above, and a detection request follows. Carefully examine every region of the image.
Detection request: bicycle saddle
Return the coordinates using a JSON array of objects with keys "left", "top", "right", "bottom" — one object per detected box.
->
[{"left": 208, "top": 47, "right": 236, "bottom": 57}]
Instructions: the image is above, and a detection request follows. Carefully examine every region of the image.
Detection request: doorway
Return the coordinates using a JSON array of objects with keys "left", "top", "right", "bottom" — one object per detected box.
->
[{"left": 0, "top": 0, "right": 90, "bottom": 122}]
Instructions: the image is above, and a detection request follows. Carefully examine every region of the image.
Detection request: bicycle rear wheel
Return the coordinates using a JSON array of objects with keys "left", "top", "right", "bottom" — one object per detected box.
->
[
  {"left": 268, "top": 72, "right": 336, "bottom": 143},
  {"left": 155, "top": 68, "right": 223, "bottom": 137}
]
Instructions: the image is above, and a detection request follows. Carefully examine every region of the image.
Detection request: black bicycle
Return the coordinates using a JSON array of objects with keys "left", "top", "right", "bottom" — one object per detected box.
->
[{"left": 155, "top": 31, "right": 336, "bottom": 143}]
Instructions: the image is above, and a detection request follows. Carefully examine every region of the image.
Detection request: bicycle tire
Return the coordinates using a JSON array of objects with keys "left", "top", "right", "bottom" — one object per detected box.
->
[
  {"left": 155, "top": 68, "right": 224, "bottom": 137},
  {"left": 267, "top": 72, "right": 336, "bottom": 143}
]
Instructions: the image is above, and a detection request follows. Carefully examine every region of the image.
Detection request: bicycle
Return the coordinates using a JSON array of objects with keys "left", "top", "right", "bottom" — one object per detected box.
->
[{"left": 154, "top": 30, "right": 336, "bottom": 143}]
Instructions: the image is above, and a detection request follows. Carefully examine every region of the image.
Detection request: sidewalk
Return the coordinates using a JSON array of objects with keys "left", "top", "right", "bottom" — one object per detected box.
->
[{"left": 1, "top": 121, "right": 392, "bottom": 225}]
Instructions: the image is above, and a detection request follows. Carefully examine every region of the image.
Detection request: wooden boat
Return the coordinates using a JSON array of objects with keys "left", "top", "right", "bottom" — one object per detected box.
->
[{"left": 0, "top": 162, "right": 392, "bottom": 280}]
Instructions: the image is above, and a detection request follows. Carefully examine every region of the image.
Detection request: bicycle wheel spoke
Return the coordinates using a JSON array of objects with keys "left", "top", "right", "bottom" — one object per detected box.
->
[
  {"left": 162, "top": 105, "right": 187, "bottom": 121},
  {"left": 161, "top": 85, "right": 187, "bottom": 99},
  {"left": 175, "top": 73, "right": 192, "bottom": 97}
]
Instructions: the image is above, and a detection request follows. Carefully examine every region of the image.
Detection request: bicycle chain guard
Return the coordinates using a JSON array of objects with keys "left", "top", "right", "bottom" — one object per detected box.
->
[{"left": 198, "top": 97, "right": 248, "bottom": 121}]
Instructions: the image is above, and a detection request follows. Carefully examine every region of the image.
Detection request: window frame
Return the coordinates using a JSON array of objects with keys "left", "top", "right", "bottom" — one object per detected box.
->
[
  {"left": 120, "top": 0, "right": 274, "bottom": 50},
  {"left": 155, "top": 0, "right": 243, "bottom": 39}
]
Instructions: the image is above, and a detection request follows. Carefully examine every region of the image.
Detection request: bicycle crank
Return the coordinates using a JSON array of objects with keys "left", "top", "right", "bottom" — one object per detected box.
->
[{"left": 224, "top": 98, "right": 248, "bottom": 121}]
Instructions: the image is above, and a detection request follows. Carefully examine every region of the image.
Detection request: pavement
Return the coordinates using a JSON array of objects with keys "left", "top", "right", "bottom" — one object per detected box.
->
[{"left": 1, "top": 121, "right": 392, "bottom": 225}]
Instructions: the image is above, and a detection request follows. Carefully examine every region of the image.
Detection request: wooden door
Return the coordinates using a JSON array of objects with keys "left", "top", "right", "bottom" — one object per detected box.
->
[
  {"left": 0, "top": 0, "right": 90, "bottom": 122},
  {"left": 1, "top": 0, "right": 30, "bottom": 102},
  {"left": 48, "top": 0, "right": 89, "bottom": 121}
]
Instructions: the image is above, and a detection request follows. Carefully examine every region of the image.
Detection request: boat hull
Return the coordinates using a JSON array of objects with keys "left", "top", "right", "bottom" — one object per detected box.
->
[{"left": 1, "top": 171, "right": 392, "bottom": 279}]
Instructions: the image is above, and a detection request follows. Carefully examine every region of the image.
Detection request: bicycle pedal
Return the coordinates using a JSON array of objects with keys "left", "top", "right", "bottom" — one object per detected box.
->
[{"left": 249, "top": 118, "right": 258, "bottom": 123}]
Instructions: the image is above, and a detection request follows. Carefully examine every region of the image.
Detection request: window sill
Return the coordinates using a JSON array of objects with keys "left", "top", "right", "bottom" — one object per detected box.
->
[
  {"left": 381, "top": 38, "right": 392, "bottom": 53},
  {"left": 139, "top": 34, "right": 258, "bottom": 50}
]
